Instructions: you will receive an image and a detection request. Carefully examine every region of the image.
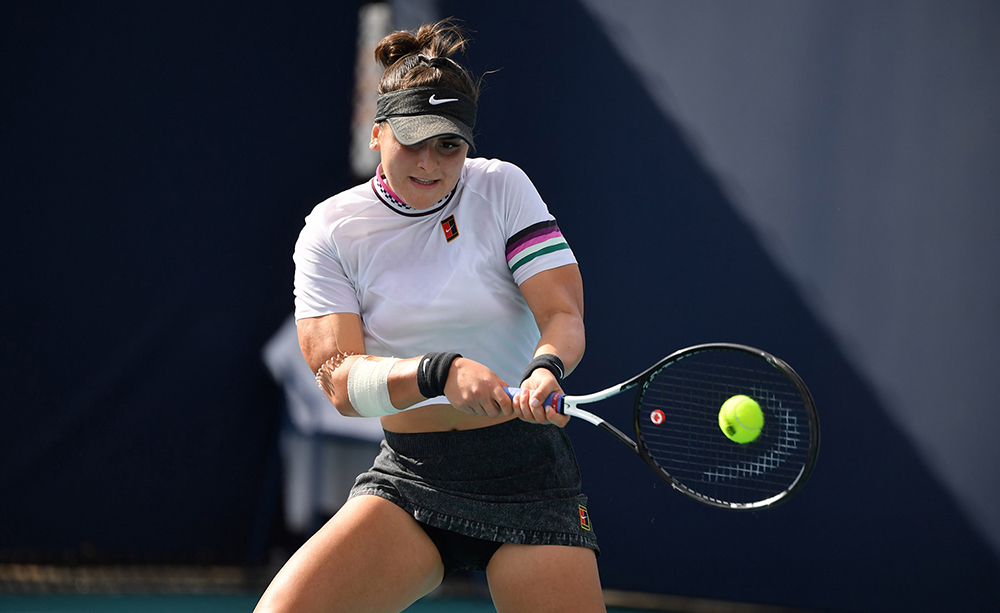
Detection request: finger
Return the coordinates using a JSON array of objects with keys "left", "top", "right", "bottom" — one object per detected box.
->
[
  {"left": 478, "top": 392, "right": 502, "bottom": 417},
  {"left": 511, "top": 389, "right": 534, "bottom": 422},
  {"left": 528, "top": 391, "right": 549, "bottom": 423},
  {"left": 463, "top": 396, "right": 489, "bottom": 417},
  {"left": 546, "top": 404, "right": 570, "bottom": 428},
  {"left": 494, "top": 389, "right": 514, "bottom": 416}
]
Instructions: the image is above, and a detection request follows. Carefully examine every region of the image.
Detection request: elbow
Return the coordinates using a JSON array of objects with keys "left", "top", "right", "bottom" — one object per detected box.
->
[
  {"left": 328, "top": 379, "right": 365, "bottom": 418},
  {"left": 315, "top": 360, "right": 364, "bottom": 418},
  {"left": 328, "top": 394, "right": 363, "bottom": 418},
  {"left": 334, "top": 404, "right": 363, "bottom": 418}
]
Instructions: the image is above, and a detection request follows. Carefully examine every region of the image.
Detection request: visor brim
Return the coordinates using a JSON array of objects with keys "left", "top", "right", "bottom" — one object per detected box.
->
[{"left": 385, "top": 115, "right": 476, "bottom": 149}]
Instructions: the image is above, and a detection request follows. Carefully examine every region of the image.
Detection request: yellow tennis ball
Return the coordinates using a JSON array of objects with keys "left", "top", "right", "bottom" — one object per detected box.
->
[{"left": 718, "top": 395, "right": 764, "bottom": 444}]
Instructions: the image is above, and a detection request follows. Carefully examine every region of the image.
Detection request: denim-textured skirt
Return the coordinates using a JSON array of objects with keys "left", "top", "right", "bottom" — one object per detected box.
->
[{"left": 348, "top": 418, "right": 599, "bottom": 553}]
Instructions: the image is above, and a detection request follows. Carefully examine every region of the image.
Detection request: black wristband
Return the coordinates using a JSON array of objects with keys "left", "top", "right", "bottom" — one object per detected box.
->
[
  {"left": 520, "top": 354, "right": 565, "bottom": 385},
  {"left": 416, "top": 352, "right": 462, "bottom": 398}
]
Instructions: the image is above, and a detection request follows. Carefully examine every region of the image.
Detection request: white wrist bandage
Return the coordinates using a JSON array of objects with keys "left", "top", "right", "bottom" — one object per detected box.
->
[{"left": 347, "top": 357, "right": 401, "bottom": 417}]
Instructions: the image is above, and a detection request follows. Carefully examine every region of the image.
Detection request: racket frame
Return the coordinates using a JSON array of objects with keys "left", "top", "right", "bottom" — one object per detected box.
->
[{"left": 549, "top": 343, "right": 820, "bottom": 510}]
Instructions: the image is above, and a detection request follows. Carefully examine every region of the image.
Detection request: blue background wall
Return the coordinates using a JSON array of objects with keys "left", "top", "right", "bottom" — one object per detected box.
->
[
  {"left": 442, "top": 2, "right": 999, "bottom": 611},
  {"left": 3, "top": 2, "right": 998, "bottom": 612}
]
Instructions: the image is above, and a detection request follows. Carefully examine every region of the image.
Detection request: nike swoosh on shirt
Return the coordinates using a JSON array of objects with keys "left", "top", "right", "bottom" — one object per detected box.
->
[{"left": 429, "top": 95, "right": 459, "bottom": 105}]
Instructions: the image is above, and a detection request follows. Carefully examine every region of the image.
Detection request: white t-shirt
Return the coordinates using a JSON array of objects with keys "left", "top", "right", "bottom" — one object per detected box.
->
[{"left": 293, "top": 157, "right": 577, "bottom": 401}]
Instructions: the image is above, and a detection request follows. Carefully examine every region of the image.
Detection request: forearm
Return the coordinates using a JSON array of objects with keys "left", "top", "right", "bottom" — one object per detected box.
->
[
  {"left": 322, "top": 350, "right": 510, "bottom": 418},
  {"left": 533, "top": 311, "right": 585, "bottom": 377},
  {"left": 518, "top": 264, "right": 586, "bottom": 382},
  {"left": 386, "top": 357, "right": 428, "bottom": 410},
  {"left": 316, "top": 354, "right": 427, "bottom": 417}
]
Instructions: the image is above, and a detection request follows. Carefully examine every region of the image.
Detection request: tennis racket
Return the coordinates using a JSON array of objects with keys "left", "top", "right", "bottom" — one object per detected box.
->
[{"left": 506, "top": 343, "right": 819, "bottom": 509}]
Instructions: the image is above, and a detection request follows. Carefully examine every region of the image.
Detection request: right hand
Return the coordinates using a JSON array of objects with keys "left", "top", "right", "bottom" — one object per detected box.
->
[{"left": 509, "top": 367, "right": 570, "bottom": 428}]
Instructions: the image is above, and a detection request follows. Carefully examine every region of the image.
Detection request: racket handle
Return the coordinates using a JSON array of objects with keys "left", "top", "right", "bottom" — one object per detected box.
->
[{"left": 503, "top": 387, "right": 564, "bottom": 413}]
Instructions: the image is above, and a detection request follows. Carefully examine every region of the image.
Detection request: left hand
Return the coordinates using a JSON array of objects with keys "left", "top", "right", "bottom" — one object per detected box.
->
[
  {"left": 443, "top": 357, "right": 513, "bottom": 418},
  {"left": 510, "top": 367, "right": 570, "bottom": 427}
]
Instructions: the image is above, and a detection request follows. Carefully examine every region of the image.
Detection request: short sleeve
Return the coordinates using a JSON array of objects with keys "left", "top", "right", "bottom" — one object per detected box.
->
[
  {"left": 499, "top": 163, "right": 578, "bottom": 285},
  {"left": 292, "top": 208, "right": 361, "bottom": 320}
]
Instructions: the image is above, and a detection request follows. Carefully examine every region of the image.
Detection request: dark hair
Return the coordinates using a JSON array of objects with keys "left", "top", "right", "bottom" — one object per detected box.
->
[{"left": 374, "top": 19, "right": 479, "bottom": 101}]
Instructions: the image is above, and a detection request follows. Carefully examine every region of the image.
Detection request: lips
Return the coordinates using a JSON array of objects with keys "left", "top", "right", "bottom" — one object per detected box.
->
[{"left": 410, "top": 177, "right": 439, "bottom": 187}]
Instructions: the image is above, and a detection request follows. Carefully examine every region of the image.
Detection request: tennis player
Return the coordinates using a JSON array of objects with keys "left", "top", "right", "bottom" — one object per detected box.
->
[{"left": 254, "top": 19, "right": 605, "bottom": 613}]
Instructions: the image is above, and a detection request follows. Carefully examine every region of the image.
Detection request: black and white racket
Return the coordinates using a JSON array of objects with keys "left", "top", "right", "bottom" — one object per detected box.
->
[{"left": 507, "top": 343, "right": 820, "bottom": 509}]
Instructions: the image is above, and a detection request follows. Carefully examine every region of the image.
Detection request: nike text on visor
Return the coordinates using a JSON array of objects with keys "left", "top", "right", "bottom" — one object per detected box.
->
[{"left": 374, "top": 87, "right": 477, "bottom": 148}]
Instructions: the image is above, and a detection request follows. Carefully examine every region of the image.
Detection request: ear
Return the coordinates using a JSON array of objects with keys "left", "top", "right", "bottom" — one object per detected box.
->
[{"left": 369, "top": 123, "right": 382, "bottom": 151}]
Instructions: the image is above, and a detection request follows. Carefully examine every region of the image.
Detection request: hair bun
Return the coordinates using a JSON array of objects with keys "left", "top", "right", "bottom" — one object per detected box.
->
[
  {"left": 374, "top": 31, "right": 420, "bottom": 69},
  {"left": 374, "top": 19, "right": 479, "bottom": 100},
  {"left": 374, "top": 19, "right": 469, "bottom": 69}
]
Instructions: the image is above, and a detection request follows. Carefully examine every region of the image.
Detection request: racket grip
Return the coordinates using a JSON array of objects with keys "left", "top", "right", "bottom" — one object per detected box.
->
[{"left": 503, "top": 387, "right": 564, "bottom": 413}]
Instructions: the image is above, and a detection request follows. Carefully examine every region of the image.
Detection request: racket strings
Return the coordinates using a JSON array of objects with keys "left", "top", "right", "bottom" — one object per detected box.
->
[{"left": 636, "top": 349, "right": 815, "bottom": 507}]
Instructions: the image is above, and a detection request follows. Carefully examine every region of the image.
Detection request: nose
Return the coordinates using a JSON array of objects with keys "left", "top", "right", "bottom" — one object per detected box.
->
[{"left": 414, "top": 142, "right": 437, "bottom": 171}]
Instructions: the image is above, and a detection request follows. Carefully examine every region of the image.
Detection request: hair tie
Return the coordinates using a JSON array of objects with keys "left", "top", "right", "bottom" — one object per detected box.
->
[{"left": 416, "top": 53, "right": 455, "bottom": 70}]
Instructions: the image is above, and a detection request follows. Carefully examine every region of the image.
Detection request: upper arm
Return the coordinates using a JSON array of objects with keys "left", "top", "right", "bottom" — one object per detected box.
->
[
  {"left": 518, "top": 264, "right": 585, "bottom": 374},
  {"left": 494, "top": 162, "right": 584, "bottom": 369},
  {"left": 519, "top": 264, "right": 584, "bottom": 324},
  {"left": 293, "top": 206, "right": 366, "bottom": 369},
  {"left": 296, "top": 312, "right": 366, "bottom": 373},
  {"left": 494, "top": 162, "right": 578, "bottom": 286},
  {"left": 292, "top": 205, "right": 362, "bottom": 322}
]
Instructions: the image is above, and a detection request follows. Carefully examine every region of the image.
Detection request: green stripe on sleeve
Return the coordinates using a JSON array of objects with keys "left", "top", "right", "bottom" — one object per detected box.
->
[{"left": 509, "top": 242, "right": 572, "bottom": 273}]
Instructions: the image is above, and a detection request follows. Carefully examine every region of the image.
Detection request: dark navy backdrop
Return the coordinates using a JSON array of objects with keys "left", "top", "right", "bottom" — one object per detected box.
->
[
  {"left": 3, "top": 2, "right": 998, "bottom": 612},
  {"left": 1, "top": 2, "right": 358, "bottom": 563}
]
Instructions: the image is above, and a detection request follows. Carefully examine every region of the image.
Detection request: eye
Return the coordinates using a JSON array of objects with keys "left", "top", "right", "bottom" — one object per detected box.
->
[{"left": 438, "top": 139, "right": 463, "bottom": 151}]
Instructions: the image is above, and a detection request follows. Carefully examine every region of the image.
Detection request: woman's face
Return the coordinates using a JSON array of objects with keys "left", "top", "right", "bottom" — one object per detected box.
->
[{"left": 371, "top": 122, "right": 469, "bottom": 210}]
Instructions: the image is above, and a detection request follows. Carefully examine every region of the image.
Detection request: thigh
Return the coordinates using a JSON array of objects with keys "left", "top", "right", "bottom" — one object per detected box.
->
[
  {"left": 254, "top": 495, "right": 445, "bottom": 613},
  {"left": 486, "top": 543, "right": 606, "bottom": 613}
]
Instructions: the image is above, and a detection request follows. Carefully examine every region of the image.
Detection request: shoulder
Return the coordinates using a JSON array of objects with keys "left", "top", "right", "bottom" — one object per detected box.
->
[
  {"left": 305, "top": 181, "right": 377, "bottom": 229},
  {"left": 461, "top": 158, "right": 538, "bottom": 202},
  {"left": 464, "top": 157, "right": 532, "bottom": 182},
  {"left": 296, "top": 181, "right": 378, "bottom": 256}
]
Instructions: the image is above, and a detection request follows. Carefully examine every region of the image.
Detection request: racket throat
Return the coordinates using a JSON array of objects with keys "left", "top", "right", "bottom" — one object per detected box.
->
[
  {"left": 564, "top": 407, "right": 638, "bottom": 453},
  {"left": 600, "top": 421, "right": 639, "bottom": 453}
]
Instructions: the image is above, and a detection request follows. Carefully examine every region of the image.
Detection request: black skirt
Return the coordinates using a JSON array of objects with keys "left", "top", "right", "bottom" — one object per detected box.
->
[{"left": 349, "top": 418, "right": 599, "bottom": 553}]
